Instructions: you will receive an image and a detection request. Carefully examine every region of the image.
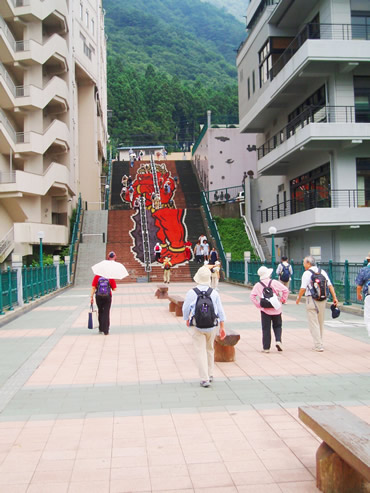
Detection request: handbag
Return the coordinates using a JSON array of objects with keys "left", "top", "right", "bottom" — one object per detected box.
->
[{"left": 88, "top": 303, "right": 94, "bottom": 329}]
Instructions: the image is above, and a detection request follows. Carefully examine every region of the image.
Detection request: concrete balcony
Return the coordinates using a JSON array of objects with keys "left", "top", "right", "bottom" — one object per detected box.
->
[
  {"left": 16, "top": 119, "right": 70, "bottom": 156},
  {"left": 14, "top": 222, "right": 68, "bottom": 246},
  {"left": 0, "top": 162, "right": 72, "bottom": 198},
  {"left": 260, "top": 206, "right": 370, "bottom": 235},
  {"left": 260, "top": 189, "right": 370, "bottom": 235},
  {"left": 0, "top": 20, "right": 67, "bottom": 72},
  {"left": 0, "top": 107, "right": 17, "bottom": 153},
  {"left": 239, "top": 25, "right": 370, "bottom": 133},
  {"left": 0, "top": 0, "right": 68, "bottom": 25},
  {"left": 256, "top": 106, "right": 370, "bottom": 175},
  {"left": 0, "top": 64, "right": 68, "bottom": 112}
]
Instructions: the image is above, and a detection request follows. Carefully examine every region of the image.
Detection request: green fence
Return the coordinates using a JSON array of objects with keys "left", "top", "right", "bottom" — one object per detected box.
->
[
  {"left": 228, "top": 259, "right": 367, "bottom": 305},
  {"left": 200, "top": 191, "right": 226, "bottom": 267},
  {"left": 0, "top": 267, "right": 17, "bottom": 314}
]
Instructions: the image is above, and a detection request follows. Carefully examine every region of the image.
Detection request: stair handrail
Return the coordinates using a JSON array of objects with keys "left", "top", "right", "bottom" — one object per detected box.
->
[
  {"left": 139, "top": 196, "right": 152, "bottom": 273},
  {"left": 200, "top": 191, "right": 226, "bottom": 267},
  {"left": 239, "top": 206, "right": 265, "bottom": 262},
  {"left": 0, "top": 227, "right": 14, "bottom": 260}
]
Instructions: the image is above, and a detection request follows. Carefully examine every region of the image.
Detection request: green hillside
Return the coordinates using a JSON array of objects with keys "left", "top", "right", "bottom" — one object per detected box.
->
[
  {"left": 200, "top": 0, "right": 247, "bottom": 22},
  {"left": 102, "top": 0, "right": 245, "bottom": 148}
]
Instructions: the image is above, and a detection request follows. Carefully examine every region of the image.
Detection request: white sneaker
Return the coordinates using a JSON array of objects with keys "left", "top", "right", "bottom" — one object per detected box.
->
[
  {"left": 200, "top": 381, "right": 210, "bottom": 388},
  {"left": 262, "top": 349, "right": 270, "bottom": 353},
  {"left": 276, "top": 342, "right": 283, "bottom": 352},
  {"left": 312, "top": 346, "right": 324, "bottom": 352}
]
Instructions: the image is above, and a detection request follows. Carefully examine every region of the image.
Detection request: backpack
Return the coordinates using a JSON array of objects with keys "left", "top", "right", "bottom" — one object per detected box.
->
[
  {"left": 259, "top": 280, "right": 275, "bottom": 308},
  {"left": 97, "top": 277, "right": 111, "bottom": 297},
  {"left": 309, "top": 268, "right": 328, "bottom": 301},
  {"left": 280, "top": 264, "right": 290, "bottom": 282},
  {"left": 192, "top": 288, "right": 217, "bottom": 329}
]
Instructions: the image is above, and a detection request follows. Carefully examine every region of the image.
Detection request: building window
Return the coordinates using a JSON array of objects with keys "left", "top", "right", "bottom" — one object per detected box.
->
[
  {"left": 351, "top": 11, "right": 370, "bottom": 40},
  {"left": 354, "top": 76, "right": 370, "bottom": 122},
  {"left": 252, "top": 70, "right": 255, "bottom": 93},
  {"left": 259, "top": 37, "right": 294, "bottom": 87},
  {"left": 290, "top": 163, "right": 330, "bottom": 212},
  {"left": 91, "top": 18, "right": 95, "bottom": 35},
  {"left": 247, "top": 77, "right": 250, "bottom": 99},
  {"left": 86, "top": 10, "right": 89, "bottom": 28},
  {"left": 356, "top": 158, "right": 370, "bottom": 206},
  {"left": 80, "top": 3, "right": 83, "bottom": 20},
  {"left": 287, "top": 85, "right": 326, "bottom": 135}
]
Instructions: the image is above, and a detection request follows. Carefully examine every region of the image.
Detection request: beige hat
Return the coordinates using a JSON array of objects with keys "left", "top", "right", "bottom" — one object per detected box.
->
[
  {"left": 257, "top": 266, "right": 273, "bottom": 281},
  {"left": 193, "top": 266, "right": 211, "bottom": 286}
]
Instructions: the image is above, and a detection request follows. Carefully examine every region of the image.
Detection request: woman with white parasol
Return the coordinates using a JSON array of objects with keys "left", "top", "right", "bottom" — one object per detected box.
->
[{"left": 90, "top": 252, "right": 128, "bottom": 335}]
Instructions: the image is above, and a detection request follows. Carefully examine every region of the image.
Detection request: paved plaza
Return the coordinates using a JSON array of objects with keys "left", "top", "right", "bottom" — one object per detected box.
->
[{"left": 0, "top": 281, "right": 369, "bottom": 492}]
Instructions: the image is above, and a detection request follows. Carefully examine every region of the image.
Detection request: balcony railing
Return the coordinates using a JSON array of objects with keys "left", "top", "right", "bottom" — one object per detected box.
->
[
  {"left": 260, "top": 188, "right": 369, "bottom": 223},
  {"left": 270, "top": 23, "right": 370, "bottom": 81},
  {"left": 0, "top": 61, "right": 29, "bottom": 98},
  {"left": 10, "top": 0, "right": 31, "bottom": 6},
  {"left": 0, "top": 107, "right": 17, "bottom": 142},
  {"left": 0, "top": 15, "right": 29, "bottom": 52},
  {"left": 257, "top": 105, "right": 368, "bottom": 159}
]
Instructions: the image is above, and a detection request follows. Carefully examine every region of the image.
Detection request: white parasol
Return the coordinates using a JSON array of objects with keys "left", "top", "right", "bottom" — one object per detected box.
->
[{"left": 91, "top": 260, "right": 129, "bottom": 280}]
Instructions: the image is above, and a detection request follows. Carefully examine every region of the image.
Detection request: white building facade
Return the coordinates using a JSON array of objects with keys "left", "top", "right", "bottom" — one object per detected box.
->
[
  {"left": 237, "top": 0, "right": 370, "bottom": 263},
  {"left": 0, "top": 0, "right": 107, "bottom": 261}
]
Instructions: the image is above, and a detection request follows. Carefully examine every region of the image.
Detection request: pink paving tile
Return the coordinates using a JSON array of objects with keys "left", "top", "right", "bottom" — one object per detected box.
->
[
  {"left": 110, "top": 466, "right": 150, "bottom": 481},
  {"left": 190, "top": 471, "right": 234, "bottom": 489},
  {"left": 230, "top": 470, "right": 275, "bottom": 486},
  {"left": 224, "top": 460, "right": 267, "bottom": 473},
  {"left": 236, "top": 485, "right": 282, "bottom": 493},
  {"left": 278, "top": 481, "right": 320, "bottom": 492},
  {"left": 269, "top": 468, "right": 314, "bottom": 482},
  {"left": 110, "top": 477, "right": 152, "bottom": 493},
  {"left": 31, "top": 469, "right": 72, "bottom": 483},
  {"left": 150, "top": 475, "right": 193, "bottom": 491},
  {"left": 35, "top": 459, "right": 74, "bottom": 472},
  {"left": 67, "top": 481, "right": 110, "bottom": 493},
  {"left": 70, "top": 467, "right": 110, "bottom": 482},
  {"left": 194, "top": 488, "right": 238, "bottom": 493},
  {"left": 26, "top": 483, "right": 69, "bottom": 493}
]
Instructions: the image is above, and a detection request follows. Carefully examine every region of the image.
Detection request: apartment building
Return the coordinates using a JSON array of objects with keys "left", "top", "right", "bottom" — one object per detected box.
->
[
  {"left": 237, "top": 0, "right": 370, "bottom": 262},
  {"left": 0, "top": 0, "right": 107, "bottom": 261}
]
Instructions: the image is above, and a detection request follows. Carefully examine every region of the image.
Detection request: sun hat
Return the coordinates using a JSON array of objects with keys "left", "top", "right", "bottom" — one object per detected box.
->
[
  {"left": 193, "top": 266, "right": 211, "bottom": 286},
  {"left": 257, "top": 266, "right": 273, "bottom": 281},
  {"left": 331, "top": 304, "right": 340, "bottom": 319},
  {"left": 107, "top": 251, "right": 116, "bottom": 260}
]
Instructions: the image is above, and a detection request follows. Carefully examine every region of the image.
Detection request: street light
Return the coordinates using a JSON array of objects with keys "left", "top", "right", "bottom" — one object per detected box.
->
[
  {"left": 268, "top": 226, "right": 277, "bottom": 266},
  {"left": 38, "top": 231, "right": 44, "bottom": 296}
]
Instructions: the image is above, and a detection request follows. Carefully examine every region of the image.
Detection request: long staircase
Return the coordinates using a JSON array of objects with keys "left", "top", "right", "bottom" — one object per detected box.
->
[{"left": 106, "top": 159, "right": 208, "bottom": 283}]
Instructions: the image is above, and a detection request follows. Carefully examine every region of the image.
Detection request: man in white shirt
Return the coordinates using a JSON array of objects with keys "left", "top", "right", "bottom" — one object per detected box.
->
[
  {"left": 296, "top": 256, "right": 338, "bottom": 351},
  {"left": 183, "top": 266, "right": 226, "bottom": 387},
  {"left": 276, "top": 256, "right": 293, "bottom": 288}
]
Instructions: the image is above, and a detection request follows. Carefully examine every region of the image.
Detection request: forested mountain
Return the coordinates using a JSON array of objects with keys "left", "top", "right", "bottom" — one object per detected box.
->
[
  {"left": 200, "top": 0, "right": 248, "bottom": 22},
  {"left": 103, "top": 0, "right": 246, "bottom": 149}
]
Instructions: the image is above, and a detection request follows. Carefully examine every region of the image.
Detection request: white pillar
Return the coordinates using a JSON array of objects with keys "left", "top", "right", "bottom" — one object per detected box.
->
[
  {"left": 244, "top": 251, "right": 251, "bottom": 285},
  {"left": 226, "top": 252, "right": 231, "bottom": 279},
  {"left": 207, "top": 110, "right": 211, "bottom": 128},
  {"left": 64, "top": 256, "right": 71, "bottom": 284},
  {"left": 53, "top": 255, "right": 60, "bottom": 289},
  {"left": 12, "top": 254, "right": 23, "bottom": 307}
]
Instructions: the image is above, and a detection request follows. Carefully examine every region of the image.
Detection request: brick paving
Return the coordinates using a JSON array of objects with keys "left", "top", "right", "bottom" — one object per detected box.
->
[{"left": 0, "top": 281, "right": 369, "bottom": 492}]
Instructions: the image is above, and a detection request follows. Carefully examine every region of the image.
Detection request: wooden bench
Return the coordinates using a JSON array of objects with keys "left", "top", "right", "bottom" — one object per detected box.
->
[
  {"left": 214, "top": 329, "right": 240, "bottom": 362},
  {"left": 299, "top": 405, "right": 370, "bottom": 493},
  {"left": 168, "top": 295, "right": 184, "bottom": 317},
  {"left": 155, "top": 284, "right": 168, "bottom": 299}
]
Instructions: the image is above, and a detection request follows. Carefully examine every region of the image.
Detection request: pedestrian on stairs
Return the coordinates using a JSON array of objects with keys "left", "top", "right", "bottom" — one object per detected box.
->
[
  {"left": 163, "top": 256, "right": 172, "bottom": 284},
  {"left": 154, "top": 242, "right": 162, "bottom": 262}
]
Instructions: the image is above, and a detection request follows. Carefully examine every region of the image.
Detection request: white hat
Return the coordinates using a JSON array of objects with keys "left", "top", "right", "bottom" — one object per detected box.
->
[
  {"left": 193, "top": 266, "right": 211, "bottom": 286},
  {"left": 257, "top": 266, "right": 273, "bottom": 281},
  {"left": 215, "top": 261, "right": 220, "bottom": 265}
]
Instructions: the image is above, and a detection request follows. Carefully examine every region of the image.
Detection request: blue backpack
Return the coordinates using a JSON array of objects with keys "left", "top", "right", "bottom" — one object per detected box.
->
[
  {"left": 279, "top": 264, "right": 291, "bottom": 282},
  {"left": 97, "top": 277, "right": 111, "bottom": 296}
]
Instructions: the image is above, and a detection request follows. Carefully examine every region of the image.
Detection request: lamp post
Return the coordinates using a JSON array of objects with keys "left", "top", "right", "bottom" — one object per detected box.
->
[
  {"left": 38, "top": 230, "right": 44, "bottom": 296},
  {"left": 268, "top": 226, "right": 277, "bottom": 267}
]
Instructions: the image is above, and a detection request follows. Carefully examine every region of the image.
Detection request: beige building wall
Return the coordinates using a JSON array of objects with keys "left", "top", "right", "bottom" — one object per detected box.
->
[{"left": 0, "top": 0, "right": 107, "bottom": 260}]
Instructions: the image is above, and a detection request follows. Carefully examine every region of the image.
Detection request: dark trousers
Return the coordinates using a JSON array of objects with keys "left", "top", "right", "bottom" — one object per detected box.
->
[
  {"left": 261, "top": 311, "right": 282, "bottom": 350},
  {"left": 196, "top": 255, "right": 203, "bottom": 263},
  {"left": 96, "top": 294, "right": 112, "bottom": 334}
]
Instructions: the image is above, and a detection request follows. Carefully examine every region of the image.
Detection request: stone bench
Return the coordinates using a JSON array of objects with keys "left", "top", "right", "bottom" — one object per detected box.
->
[
  {"left": 155, "top": 284, "right": 168, "bottom": 299},
  {"left": 214, "top": 329, "right": 240, "bottom": 362},
  {"left": 168, "top": 295, "right": 184, "bottom": 317},
  {"left": 299, "top": 404, "right": 370, "bottom": 493}
]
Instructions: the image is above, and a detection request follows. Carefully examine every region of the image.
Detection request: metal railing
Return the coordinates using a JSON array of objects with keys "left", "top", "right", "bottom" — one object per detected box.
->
[
  {"left": 0, "top": 172, "right": 16, "bottom": 184},
  {"left": 239, "top": 259, "right": 367, "bottom": 305},
  {"left": 0, "top": 107, "right": 17, "bottom": 142},
  {"left": 270, "top": 23, "right": 370, "bottom": 81},
  {"left": 0, "top": 15, "right": 28, "bottom": 52},
  {"left": 69, "top": 194, "right": 82, "bottom": 279},
  {"left": 260, "top": 188, "right": 369, "bottom": 223},
  {"left": 257, "top": 106, "right": 367, "bottom": 159},
  {"left": 200, "top": 191, "right": 226, "bottom": 267},
  {"left": 10, "top": 0, "right": 31, "bottom": 6},
  {"left": 206, "top": 185, "right": 244, "bottom": 203},
  {"left": 0, "top": 227, "right": 14, "bottom": 261}
]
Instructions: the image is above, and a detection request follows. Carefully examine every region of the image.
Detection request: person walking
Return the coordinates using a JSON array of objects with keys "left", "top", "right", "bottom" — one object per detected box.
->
[
  {"left": 185, "top": 240, "right": 192, "bottom": 261},
  {"left": 210, "top": 261, "right": 221, "bottom": 289},
  {"left": 209, "top": 247, "right": 218, "bottom": 265},
  {"left": 355, "top": 251, "right": 370, "bottom": 337},
  {"left": 162, "top": 256, "right": 172, "bottom": 284},
  {"left": 276, "top": 256, "right": 293, "bottom": 288},
  {"left": 90, "top": 252, "right": 117, "bottom": 335},
  {"left": 250, "top": 266, "right": 289, "bottom": 352},
  {"left": 296, "top": 255, "right": 338, "bottom": 351},
  {"left": 182, "top": 266, "right": 226, "bottom": 387},
  {"left": 193, "top": 241, "right": 203, "bottom": 263},
  {"left": 154, "top": 242, "right": 162, "bottom": 262},
  {"left": 202, "top": 239, "right": 210, "bottom": 261}
]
